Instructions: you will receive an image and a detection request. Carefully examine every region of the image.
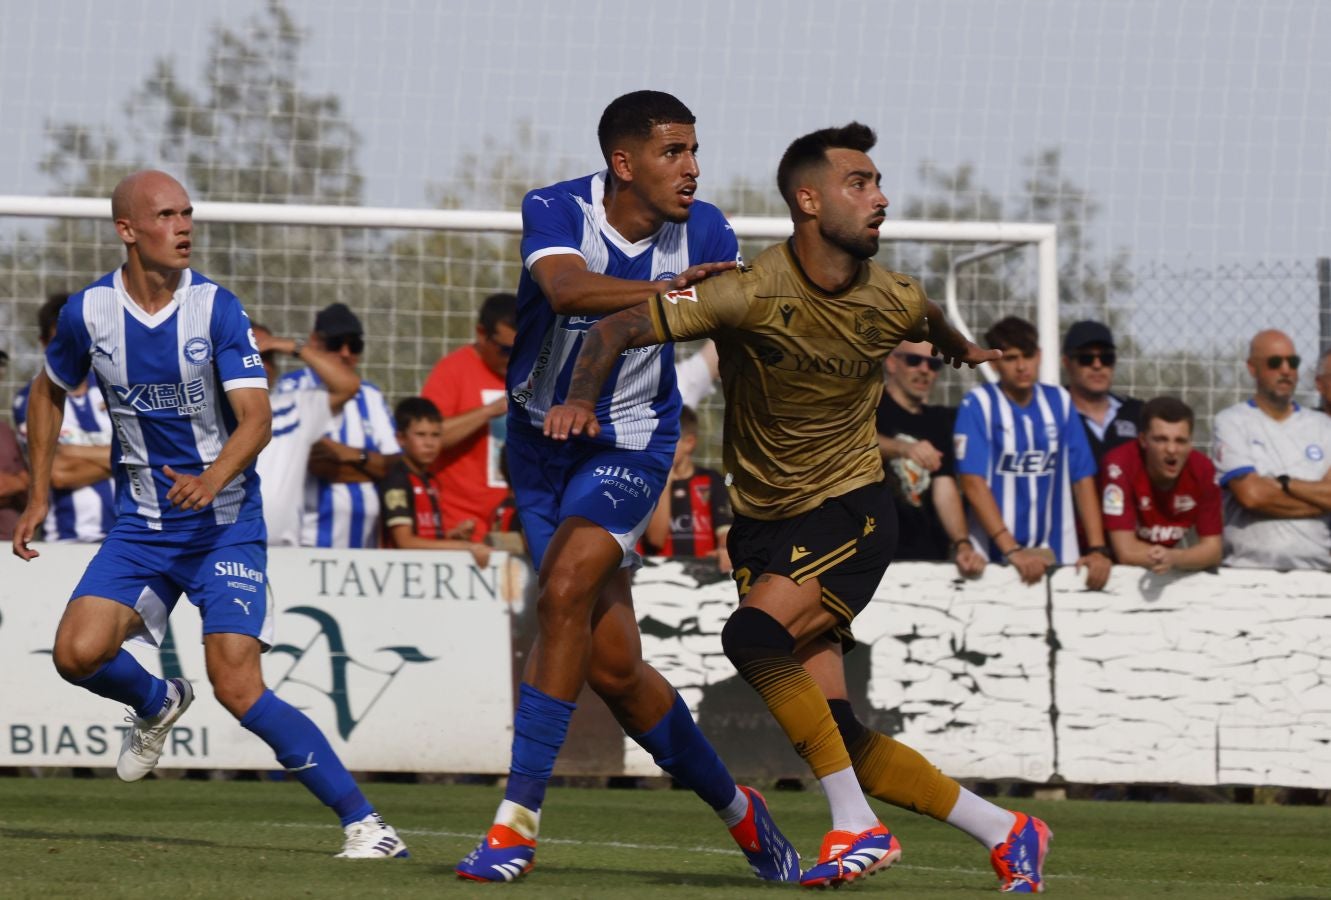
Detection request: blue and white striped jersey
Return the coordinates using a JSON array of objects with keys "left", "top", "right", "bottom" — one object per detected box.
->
[
  {"left": 273, "top": 368, "right": 400, "bottom": 548},
  {"left": 507, "top": 171, "right": 738, "bottom": 452},
  {"left": 13, "top": 373, "right": 116, "bottom": 542},
  {"left": 953, "top": 382, "right": 1096, "bottom": 563},
  {"left": 43, "top": 268, "right": 269, "bottom": 532}
]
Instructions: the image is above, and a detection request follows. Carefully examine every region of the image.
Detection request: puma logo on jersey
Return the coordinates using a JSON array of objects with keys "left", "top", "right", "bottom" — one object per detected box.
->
[
  {"left": 232, "top": 598, "right": 252, "bottom": 615},
  {"left": 790, "top": 545, "right": 810, "bottom": 562},
  {"left": 603, "top": 491, "right": 624, "bottom": 508},
  {"left": 530, "top": 194, "right": 552, "bottom": 207}
]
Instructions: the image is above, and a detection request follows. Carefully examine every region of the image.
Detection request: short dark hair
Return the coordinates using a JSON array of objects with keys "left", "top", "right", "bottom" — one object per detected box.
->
[
  {"left": 679, "top": 405, "right": 698, "bottom": 436},
  {"left": 984, "top": 316, "right": 1040, "bottom": 354},
  {"left": 394, "top": 396, "right": 442, "bottom": 432},
  {"left": 1140, "top": 396, "right": 1194, "bottom": 432},
  {"left": 776, "top": 122, "right": 877, "bottom": 208},
  {"left": 597, "top": 91, "right": 695, "bottom": 165},
  {"left": 38, "top": 293, "right": 72, "bottom": 343},
  {"left": 479, "top": 292, "right": 517, "bottom": 335}
]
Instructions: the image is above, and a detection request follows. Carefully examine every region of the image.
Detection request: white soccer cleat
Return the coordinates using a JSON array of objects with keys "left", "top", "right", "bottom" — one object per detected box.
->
[
  {"left": 336, "top": 812, "right": 410, "bottom": 859},
  {"left": 117, "top": 677, "right": 195, "bottom": 782}
]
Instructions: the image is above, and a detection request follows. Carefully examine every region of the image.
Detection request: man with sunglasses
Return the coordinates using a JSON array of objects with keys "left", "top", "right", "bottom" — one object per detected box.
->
[
  {"left": 420, "top": 292, "right": 516, "bottom": 542},
  {"left": 1212, "top": 329, "right": 1331, "bottom": 570},
  {"left": 877, "top": 340, "right": 985, "bottom": 576},
  {"left": 1061, "top": 320, "right": 1143, "bottom": 468},
  {"left": 275, "top": 303, "right": 401, "bottom": 548}
]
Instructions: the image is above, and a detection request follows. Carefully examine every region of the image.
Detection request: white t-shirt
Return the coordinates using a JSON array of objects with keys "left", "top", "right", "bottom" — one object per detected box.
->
[
  {"left": 1212, "top": 400, "right": 1331, "bottom": 570},
  {"left": 257, "top": 387, "right": 332, "bottom": 547},
  {"left": 675, "top": 344, "right": 718, "bottom": 410}
]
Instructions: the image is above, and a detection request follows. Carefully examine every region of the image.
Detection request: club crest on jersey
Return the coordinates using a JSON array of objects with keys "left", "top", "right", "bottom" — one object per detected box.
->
[
  {"left": 662, "top": 287, "right": 697, "bottom": 305},
  {"left": 655, "top": 271, "right": 678, "bottom": 281},
  {"left": 184, "top": 337, "right": 212, "bottom": 365},
  {"left": 854, "top": 309, "right": 889, "bottom": 343},
  {"left": 1307, "top": 444, "right": 1325, "bottom": 461}
]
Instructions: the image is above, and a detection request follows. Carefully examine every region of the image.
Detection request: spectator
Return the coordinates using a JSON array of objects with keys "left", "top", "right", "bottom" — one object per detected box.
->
[
  {"left": 877, "top": 339, "right": 985, "bottom": 577},
  {"left": 1212, "top": 329, "right": 1331, "bottom": 570},
  {"left": 0, "top": 348, "right": 28, "bottom": 539},
  {"left": 1062, "top": 320, "right": 1143, "bottom": 466},
  {"left": 276, "top": 303, "right": 401, "bottom": 547},
  {"left": 642, "top": 405, "right": 732, "bottom": 572},
  {"left": 1314, "top": 347, "right": 1331, "bottom": 414},
  {"left": 251, "top": 323, "right": 361, "bottom": 547},
  {"left": 378, "top": 397, "right": 488, "bottom": 566},
  {"left": 12, "top": 293, "right": 113, "bottom": 542},
  {"left": 1100, "top": 396, "right": 1222, "bottom": 573},
  {"left": 420, "top": 292, "right": 515, "bottom": 542},
  {"left": 955, "top": 316, "right": 1111, "bottom": 589}
]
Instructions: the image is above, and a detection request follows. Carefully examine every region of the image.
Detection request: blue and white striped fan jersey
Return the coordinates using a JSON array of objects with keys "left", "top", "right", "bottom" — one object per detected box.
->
[
  {"left": 43, "top": 268, "right": 269, "bottom": 532},
  {"left": 13, "top": 372, "right": 116, "bottom": 542},
  {"left": 274, "top": 368, "right": 400, "bottom": 548},
  {"left": 507, "top": 171, "right": 739, "bottom": 452},
  {"left": 953, "top": 382, "right": 1096, "bottom": 563}
]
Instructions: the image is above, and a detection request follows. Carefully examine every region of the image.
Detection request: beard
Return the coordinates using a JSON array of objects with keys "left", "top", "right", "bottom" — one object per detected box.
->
[{"left": 820, "top": 218, "right": 880, "bottom": 260}]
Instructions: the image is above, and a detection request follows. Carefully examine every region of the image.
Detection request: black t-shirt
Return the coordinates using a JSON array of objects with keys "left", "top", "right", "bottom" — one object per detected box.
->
[{"left": 875, "top": 393, "right": 958, "bottom": 561}]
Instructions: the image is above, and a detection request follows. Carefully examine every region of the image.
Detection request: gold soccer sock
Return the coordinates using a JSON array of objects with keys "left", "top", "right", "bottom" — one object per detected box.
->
[{"left": 846, "top": 726, "right": 961, "bottom": 822}]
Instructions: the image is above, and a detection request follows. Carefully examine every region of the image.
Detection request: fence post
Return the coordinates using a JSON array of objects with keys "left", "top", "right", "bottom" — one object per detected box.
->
[{"left": 1320, "top": 257, "right": 1331, "bottom": 362}]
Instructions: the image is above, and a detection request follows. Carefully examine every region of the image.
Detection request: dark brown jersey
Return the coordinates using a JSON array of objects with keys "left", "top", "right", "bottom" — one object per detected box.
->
[{"left": 649, "top": 241, "right": 930, "bottom": 519}]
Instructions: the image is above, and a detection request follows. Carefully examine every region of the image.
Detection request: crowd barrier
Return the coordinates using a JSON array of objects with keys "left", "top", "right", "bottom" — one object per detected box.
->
[{"left": 2, "top": 546, "right": 1327, "bottom": 788}]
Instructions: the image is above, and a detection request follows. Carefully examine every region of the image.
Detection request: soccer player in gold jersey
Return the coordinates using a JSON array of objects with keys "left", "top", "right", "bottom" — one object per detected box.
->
[{"left": 545, "top": 123, "right": 1052, "bottom": 893}]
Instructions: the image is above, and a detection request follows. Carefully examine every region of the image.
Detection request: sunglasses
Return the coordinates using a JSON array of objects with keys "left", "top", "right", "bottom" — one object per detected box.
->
[
  {"left": 324, "top": 334, "right": 365, "bottom": 354},
  {"left": 898, "top": 353, "right": 943, "bottom": 372},
  {"left": 488, "top": 333, "right": 514, "bottom": 357},
  {"left": 1074, "top": 350, "right": 1117, "bottom": 367},
  {"left": 1262, "top": 354, "right": 1301, "bottom": 370}
]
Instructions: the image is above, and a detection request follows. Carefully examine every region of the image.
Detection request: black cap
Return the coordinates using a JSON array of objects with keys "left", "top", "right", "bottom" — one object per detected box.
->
[
  {"left": 313, "top": 303, "right": 363, "bottom": 337},
  {"left": 1062, "top": 320, "right": 1114, "bottom": 353}
]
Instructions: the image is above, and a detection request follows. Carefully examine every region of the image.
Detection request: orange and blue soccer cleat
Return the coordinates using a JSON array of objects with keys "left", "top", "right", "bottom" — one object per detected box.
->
[
  {"left": 798, "top": 821, "right": 901, "bottom": 889},
  {"left": 455, "top": 824, "right": 537, "bottom": 882},
  {"left": 990, "top": 811, "right": 1052, "bottom": 893},
  {"left": 728, "top": 785, "right": 801, "bottom": 882}
]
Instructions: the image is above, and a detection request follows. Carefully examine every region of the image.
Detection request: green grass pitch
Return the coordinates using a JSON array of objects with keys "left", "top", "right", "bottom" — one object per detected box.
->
[{"left": 1, "top": 779, "right": 1328, "bottom": 898}]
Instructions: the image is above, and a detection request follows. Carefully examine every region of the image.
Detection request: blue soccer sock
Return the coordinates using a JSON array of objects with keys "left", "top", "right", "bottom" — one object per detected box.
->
[
  {"left": 631, "top": 691, "right": 737, "bottom": 812},
  {"left": 504, "top": 682, "right": 576, "bottom": 813},
  {"left": 240, "top": 689, "right": 372, "bottom": 826},
  {"left": 74, "top": 649, "right": 168, "bottom": 719}
]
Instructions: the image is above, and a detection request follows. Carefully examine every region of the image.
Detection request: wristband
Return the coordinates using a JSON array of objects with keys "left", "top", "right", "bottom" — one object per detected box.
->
[
  {"left": 1277, "top": 474, "right": 1292, "bottom": 495},
  {"left": 949, "top": 537, "right": 973, "bottom": 551},
  {"left": 290, "top": 338, "right": 306, "bottom": 357},
  {"left": 1003, "top": 546, "right": 1023, "bottom": 560},
  {"left": 1085, "top": 545, "right": 1112, "bottom": 559},
  {"left": 355, "top": 450, "right": 370, "bottom": 471}
]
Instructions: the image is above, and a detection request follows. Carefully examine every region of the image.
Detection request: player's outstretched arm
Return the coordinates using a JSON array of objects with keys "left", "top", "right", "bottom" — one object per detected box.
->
[
  {"left": 533, "top": 254, "right": 734, "bottom": 316},
  {"left": 544, "top": 302, "right": 664, "bottom": 440},
  {"left": 165, "top": 387, "right": 271, "bottom": 511},
  {"left": 13, "top": 371, "right": 68, "bottom": 560},
  {"left": 922, "top": 300, "right": 1001, "bottom": 368}
]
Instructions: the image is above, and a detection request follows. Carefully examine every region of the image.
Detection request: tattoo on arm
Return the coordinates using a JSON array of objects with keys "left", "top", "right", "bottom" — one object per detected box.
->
[{"left": 566, "top": 304, "right": 662, "bottom": 405}]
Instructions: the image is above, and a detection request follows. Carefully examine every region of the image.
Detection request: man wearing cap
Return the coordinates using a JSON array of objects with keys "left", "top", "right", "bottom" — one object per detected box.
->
[
  {"left": 1062, "top": 320, "right": 1144, "bottom": 468},
  {"left": 1212, "top": 328, "right": 1331, "bottom": 570},
  {"left": 274, "top": 303, "right": 401, "bottom": 548}
]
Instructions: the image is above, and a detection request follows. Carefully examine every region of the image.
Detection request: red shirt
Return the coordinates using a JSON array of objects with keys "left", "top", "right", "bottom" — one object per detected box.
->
[
  {"left": 378, "top": 460, "right": 446, "bottom": 546},
  {"left": 1099, "top": 441, "right": 1222, "bottom": 547},
  {"left": 420, "top": 344, "right": 507, "bottom": 540}
]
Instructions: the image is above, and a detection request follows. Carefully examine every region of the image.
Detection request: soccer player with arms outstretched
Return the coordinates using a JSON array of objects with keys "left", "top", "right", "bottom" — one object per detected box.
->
[
  {"left": 12, "top": 170, "right": 407, "bottom": 859},
  {"left": 456, "top": 91, "right": 799, "bottom": 884},
  {"left": 546, "top": 124, "right": 1052, "bottom": 893}
]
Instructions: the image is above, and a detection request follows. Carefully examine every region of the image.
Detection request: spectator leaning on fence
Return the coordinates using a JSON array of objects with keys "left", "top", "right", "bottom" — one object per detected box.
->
[
  {"left": 276, "top": 303, "right": 401, "bottom": 548},
  {"left": 420, "top": 291, "right": 515, "bottom": 542},
  {"left": 1212, "top": 329, "right": 1331, "bottom": 570},
  {"left": 1062, "top": 319, "right": 1143, "bottom": 468},
  {"left": 12, "top": 293, "right": 114, "bottom": 543},
  {"left": 954, "top": 315, "right": 1112, "bottom": 589},
  {"left": 877, "top": 339, "right": 985, "bottom": 577},
  {"left": 251, "top": 322, "right": 361, "bottom": 547},
  {"left": 1100, "top": 396, "right": 1222, "bottom": 573}
]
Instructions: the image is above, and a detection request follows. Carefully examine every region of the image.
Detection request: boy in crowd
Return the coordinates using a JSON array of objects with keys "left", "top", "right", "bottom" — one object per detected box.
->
[
  {"left": 642, "top": 405, "right": 732, "bottom": 572},
  {"left": 378, "top": 397, "right": 489, "bottom": 566}
]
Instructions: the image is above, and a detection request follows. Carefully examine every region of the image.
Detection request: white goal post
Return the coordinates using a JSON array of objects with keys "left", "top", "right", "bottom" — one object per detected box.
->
[{"left": 0, "top": 196, "right": 1059, "bottom": 382}]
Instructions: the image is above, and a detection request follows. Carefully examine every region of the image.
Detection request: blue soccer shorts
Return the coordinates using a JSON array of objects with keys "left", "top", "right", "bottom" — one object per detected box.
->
[
  {"left": 506, "top": 428, "right": 670, "bottom": 572},
  {"left": 70, "top": 517, "right": 274, "bottom": 648}
]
